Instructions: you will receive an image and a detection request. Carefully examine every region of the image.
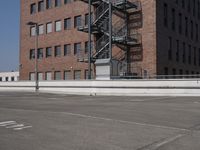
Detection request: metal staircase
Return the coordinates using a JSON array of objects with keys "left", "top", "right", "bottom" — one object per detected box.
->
[{"left": 77, "top": 0, "right": 142, "bottom": 76}]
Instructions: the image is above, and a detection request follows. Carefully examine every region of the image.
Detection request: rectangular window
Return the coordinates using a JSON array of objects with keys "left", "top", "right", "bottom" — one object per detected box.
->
[
  {"left": 164, "top": 67, "right": 168, "bottom": 76},
  {"left": 168, "top": 37, "right": 172, "bottom": 60},
  {"left": 64, "top": 18, "right": 71, "bottom": 30},
  {"left": 46, "top": 22, "right": 52, "bottom": 33},
  {"left": 55, "top": 0, "right": 61, "bottom": 7},
  {"left": 176, "top": 40, "right": 179, "bottom": 62},
  {"left": 198, "top": 0, "right": 200, "bottom": 19},
  {"left": 199, "top": 48, "right": 200, "bottom": 66},
  {"left": 55, "top": 20, "right": 61, "bottom": 32},
  {"left": 182, "top": 0, "right": 185, "bottom": 8},
  {"left": 30, "top": 49, "right": 35, "bottom": 60},
  {"left": 74, "top": 70, "right": 81, "bottom": 80},
  {"left": 37, "top": 48, "right": 43, "bottom": 59},
  {"left": 182, "top": 42, "right": 186, "bottom": 63},
  {"left": 196, "top": 23, "right": 199, "bottom": 41},
  {"left": 188, "top": 45, "right": 191, "bottom": 64},
  {"left": 0, "top": 77, "right": 2, "bottom": 81},
  {"left": 172, "top": 8, "right": 176, "bottom": 31},
  {"left": 74, "top": 15, "right": 82, "bottom": 28},
  {"left": 188, "top": 0, "right": 191, "bottom": 12},
  {"left": 38, "top": 72, "right": 43, "bottom": 81},
  {"left": 74, "top": 43, "right": 81, "bottom": 55},
  {"left": 46, "top": 0, "right": 52, "bottom": 9},
  {"left": 64, "top": 44, "right": 71, "bottom": 56},
  {"left": 64, "top": 70, "right": 71, "bottom": 80},
  {"left": 85, "top": 14, "right": 89, "bottom": 26},
  {"left": 164, "top": 3, "right": 168, "bottom": 27},
  {"left": 38, "top": 1, "right": 44, "bottom": 12},
  {"left": 30, "top": 3, "right": 36, "bottom": 14},
  {"left": 193, "top": 0, "right": 196, "bottom": 16},
  {"left": 85, "top": 70, "right": 89, "bottom": 79},
  {"left": 54, "top": 71, "right": 61, "bottom": 80},
  {"left": 194, "top": 47, "right": 197, "bottom": 65},
  {"left": 191, "top": 20, "right": 194, "bottom": 39},
  {"left": 45, "top": 72, "right": 52, "bottom": 80},
  {"left": 64, "top": 0, "right": 71, "bottom": 4},
  {"left": 46, "top": 47, "right": 52, "bottom": 57},
  {"left": 31, "top": 26, "right": 36, "bottom": 36},
  {"left": 38, "top": 24, "right": 44, "bottom": 35},
  {"left": 185, "top": 17, "right": 188, "bottom": 36},
  {"left": 178, "top": 13, "right": 182, "bottom": 34},
  {"left": 29, "top": 72, "right": 35, "bottom": 81},
  {"left": 55, "top": 45, "right": 61, "bottom": 57}
]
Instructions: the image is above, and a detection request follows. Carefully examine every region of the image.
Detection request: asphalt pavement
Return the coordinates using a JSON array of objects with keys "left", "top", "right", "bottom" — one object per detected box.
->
[{"left": 0, "top": 92, "right": 200, "bottom": 150}]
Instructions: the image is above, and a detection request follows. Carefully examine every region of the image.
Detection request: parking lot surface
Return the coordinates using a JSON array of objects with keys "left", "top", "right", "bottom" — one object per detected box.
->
[{"left": 0, "top": 92, "right": 200, "bottom": 150}]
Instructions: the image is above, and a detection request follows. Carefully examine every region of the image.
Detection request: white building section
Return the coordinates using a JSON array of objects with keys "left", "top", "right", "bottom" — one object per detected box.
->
[{"left": 0, "top": 72, "right": 19, "bottom": 82}]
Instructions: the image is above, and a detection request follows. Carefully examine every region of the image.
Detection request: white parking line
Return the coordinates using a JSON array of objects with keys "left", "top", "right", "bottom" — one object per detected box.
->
[
  {"left": 13, "top": 126, "right": 32, "bottom": 131},
  {"left": 0, "top": 121, "right": 16, "bottom": 127},
  {"left": 6, "top": 124, "right": 24, "bottom": 129}
]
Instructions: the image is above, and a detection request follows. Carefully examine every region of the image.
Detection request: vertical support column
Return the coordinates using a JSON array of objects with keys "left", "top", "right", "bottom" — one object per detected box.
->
[
  {"left": 109, "top": 0, "right": 112, "bottom": 77},
  {"left": 35, "top": 24, "right": 39, "bottom": 92},
  {"left": 88, "top": 0, "right": 92, "bottom": 79}
]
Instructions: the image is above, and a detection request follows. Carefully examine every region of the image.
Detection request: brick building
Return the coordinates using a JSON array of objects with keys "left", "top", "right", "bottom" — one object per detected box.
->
[{"left": 20, "top": 0, "right": 200, "bottom": 80}]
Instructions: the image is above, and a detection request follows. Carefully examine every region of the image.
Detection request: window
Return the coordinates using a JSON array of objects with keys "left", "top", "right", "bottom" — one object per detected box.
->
[
  {"left": 74, "top": 70, "right": 81, "bottom": 80},
  {"left": 46, "top": 22, "right": 52, "bottom": 33},
  {"left": 55, "top": 0, "right": 61, "bottom": 7},
  {"left": 199, "top": 48, "right": 200, "bottom": 66},
  {"left": 188, "top": 0, "right": 191, "bottom": 12},
  {"left": 196, "top": 23, "right": 199, "bottom": 41},
  {"left": 182, "top": 42, "right": 186, "bottom": 63},
  {"left": 0, "top": 77, "right": 2, "bottom": 81},
  {"left": 64, "top": 18, "right": 71, "bottom": 30},
  {"left": 46, "top": 0, "right": 52, "bottom": 9},
  {"left": 30, "top": 3, "right": 36, "bottom": 14},
  {"left": 64, "top": 70, "right": 71, "bottom": 80},
  {"left": 164, "top": 67, "right": 168, "bottom": 76},
  {"left": 46, "top": 47, "right": 52, "bottom": 57},
  {"left": 30, "top": 49, "right": 35, "bottom": 59},
  {"left": 85, "top": 14, "right": 89, "bottom": 26},
  {"left": 5, "top": 77, "right": 9, "bottom": 82},
  {"left": 198, "top": 0, "right": 200, "bottom": 19},
  {"left": 182, "top": 0, "right": 185, "bottom": 8},
  {"left": 38, "top": 1, "right": 44, "bottom": 12},
  {"left": 194, "top": 47, "right": 197, "bottom": 65},
  {"left": 188, "top": 45, "right": 191, "bottom": 64},
  {"left": 54, "top": 71, "right": 61, "bottom": 80},
  {"left": 171, "top": 8, "right": 176, "bottom": 31},
  {"left": 38, "top": 24, "right": 44, "bottom": 35},
  {"left": 64, "top": 0, "right": 71, "bottom": 4},
  {"left": 74, "top": 15, "right": 81, "bottom": 28},
  {"left": 185, "top": 17, "right": 188, "bottom": 36},
  {"left": 172, "top": 68, "right": 176, "bottom": 76},
  {"left": 38, "top": 73, "right": 43, "bottom": 81},
  {"left": 55, "top": 46, "right": 61, "bottom": 57},
  {"left": 176, "top": 40, "right": 179, "bottom": 62},
  {"left": 29, "top": 72, "right": 35, "bottom": 81},
  {"left": 178, "top": 13, "right": 182, "bottom": 34},
  {"left": 37, "top": 48, "right": 43, "bottom": 59},
  {"left": 74, "top": 43, "right": 81, "bottom": 55},
  {"left": 193, "top": 0, "right": 196, "bottom": 16},
  {"left": 191, "top": 20, "right": 194, "bottom": 39},
  {"left": 11, "top": 77, "right": 15, "bottom": 81},
  {"left": 85, "top": 41, "right": 89, "bottom": 53},
  {"left": 85, "top": 70, "right": 89, "bottom": 79},
  {"left": 168, "top": 37, "right": 172, "bottom": 60},
  {"left": 164, "top": 3, "right": 168, "bottom": 27},
  {"left": 55, "top": 20, "right": 61, "bottom": 32},
  {"left": 30, "top": 26, "right": 36, "bottom": 36},
  {"left": 64, "top": 44, "right": 71, "bottom": 56},
  {"left": 45, "top": 72, "right": 52, "bottom": 80}
]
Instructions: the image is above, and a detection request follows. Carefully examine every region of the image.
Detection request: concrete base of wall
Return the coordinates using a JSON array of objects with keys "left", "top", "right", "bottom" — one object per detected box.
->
[{"left": 0, "top": 79, "right": 200, "bottom": 96}]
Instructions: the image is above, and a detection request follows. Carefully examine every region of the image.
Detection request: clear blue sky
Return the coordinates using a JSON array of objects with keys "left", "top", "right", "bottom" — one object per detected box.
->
[{"left": 0, "top": 1, "right": 20, "bottom": 72}]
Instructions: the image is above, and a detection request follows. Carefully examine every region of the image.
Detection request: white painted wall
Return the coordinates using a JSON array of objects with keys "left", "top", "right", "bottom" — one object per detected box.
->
[
  {"left": 0, "top": 72, "right": 19, "bottom": 82},
  {"left": 0, "top": 79, "right": 200, "bottom": 96}
]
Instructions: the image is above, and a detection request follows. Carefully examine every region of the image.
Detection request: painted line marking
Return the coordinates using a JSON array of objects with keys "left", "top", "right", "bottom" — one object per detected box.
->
[
  {"left": 13, "top": 126, "right": 32, "bottom": 131},
  {"left": 6, "top": 124, "right": 24, "bottom": 129},
  {"left": 155, "top": 134, "right": 184, "bottom": 148},
  {"left": 62, "top": 112, "right": 190, "bottom": 132},
  {"left": 0, "top": 121, "right": 16, "bottom": 127}
]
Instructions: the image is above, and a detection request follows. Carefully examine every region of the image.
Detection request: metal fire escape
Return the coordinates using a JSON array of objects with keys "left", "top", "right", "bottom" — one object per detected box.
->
[{"left": 77, "top": 0, "right": 141, "bottom": 77}]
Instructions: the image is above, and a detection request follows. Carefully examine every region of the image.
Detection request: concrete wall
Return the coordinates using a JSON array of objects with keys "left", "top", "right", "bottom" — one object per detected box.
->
[
  {"left": 0, "top": 72, "right": 19, "bottom": 82},
  {"left": 0, "top": 80, "right": 200, "bottom": 96}
]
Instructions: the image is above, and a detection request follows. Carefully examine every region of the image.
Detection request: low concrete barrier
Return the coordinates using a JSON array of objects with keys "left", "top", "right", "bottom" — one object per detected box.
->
[{"left": 0, "top": 79, "right": 200, "bottom": 96}]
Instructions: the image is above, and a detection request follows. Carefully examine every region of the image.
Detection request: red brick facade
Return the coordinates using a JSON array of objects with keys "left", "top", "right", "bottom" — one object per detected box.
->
[{"left": 20, "top": 0, "right": 200, "bottom": 80}]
